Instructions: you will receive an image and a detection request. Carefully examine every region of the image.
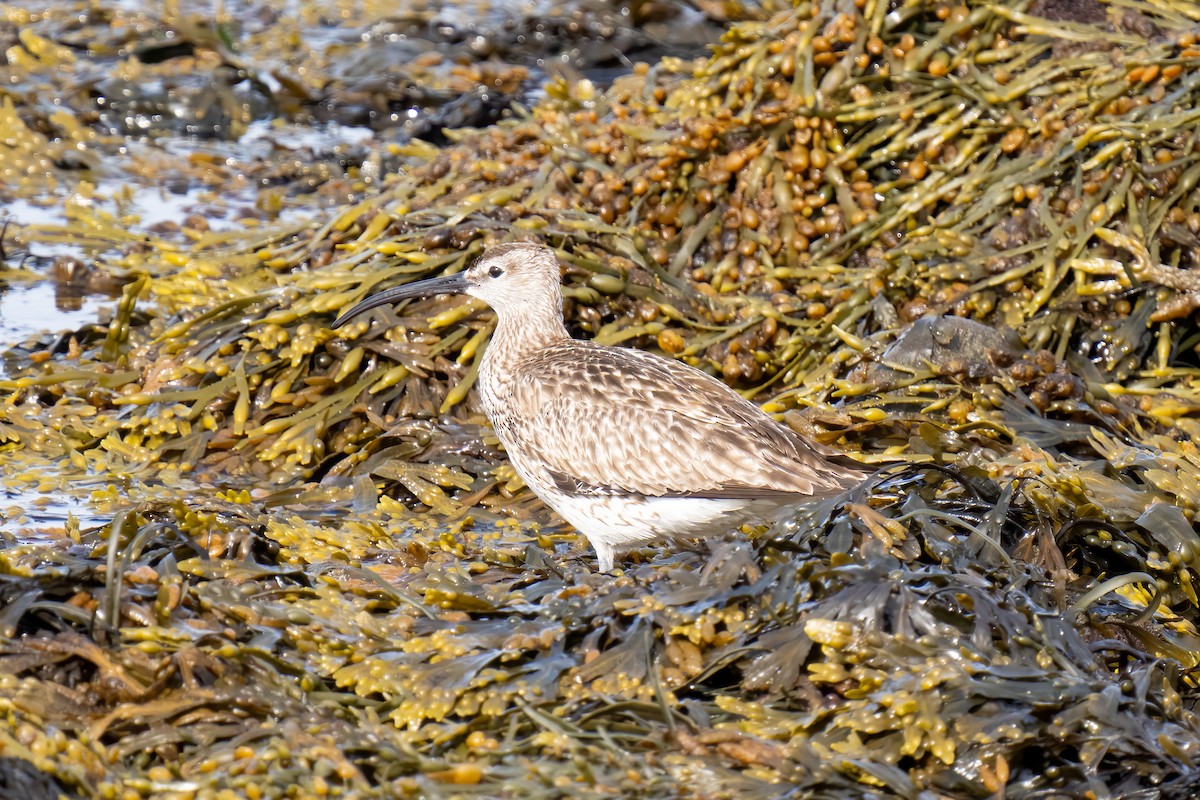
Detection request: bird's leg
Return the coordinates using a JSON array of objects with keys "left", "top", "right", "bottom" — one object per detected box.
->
[{"left": 593, "top": 542, "right": 615, "bottom": 573}]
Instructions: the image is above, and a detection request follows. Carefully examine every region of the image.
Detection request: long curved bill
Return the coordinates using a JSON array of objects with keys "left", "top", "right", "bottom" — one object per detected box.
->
[{"left": 331, "top": 272, "right": 468, "bottom": 329}]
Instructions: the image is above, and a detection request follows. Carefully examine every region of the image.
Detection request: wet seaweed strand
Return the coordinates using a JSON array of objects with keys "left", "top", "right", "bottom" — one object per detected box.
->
[{"left": 4, "top": 1, "right": 1197, "bottom": 498}]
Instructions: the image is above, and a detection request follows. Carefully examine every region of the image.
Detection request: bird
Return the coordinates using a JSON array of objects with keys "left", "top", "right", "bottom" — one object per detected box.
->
[{"left": 332, "top": 242, "right": 867, "bottom": 572}]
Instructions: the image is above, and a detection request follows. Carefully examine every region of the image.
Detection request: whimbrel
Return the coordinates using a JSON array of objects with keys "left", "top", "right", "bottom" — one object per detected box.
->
[{"left": 332, "top": 242, "right": 866, "bottom": 571}]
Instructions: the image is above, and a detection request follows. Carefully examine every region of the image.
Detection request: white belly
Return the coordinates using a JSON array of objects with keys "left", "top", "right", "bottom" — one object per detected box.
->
[{"left": 545, "top": 491, "right": 783, "bottom": 572}]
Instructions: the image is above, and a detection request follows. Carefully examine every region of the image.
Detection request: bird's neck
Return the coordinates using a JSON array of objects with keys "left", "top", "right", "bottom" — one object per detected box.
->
[{"left": 490, "top": 302, "right": 570, "bottom": 362}]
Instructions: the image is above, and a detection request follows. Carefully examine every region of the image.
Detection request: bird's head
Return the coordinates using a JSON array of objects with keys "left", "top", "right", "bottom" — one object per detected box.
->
[{"left": 331, "top": 241, "right": 563, "bottom": 329}]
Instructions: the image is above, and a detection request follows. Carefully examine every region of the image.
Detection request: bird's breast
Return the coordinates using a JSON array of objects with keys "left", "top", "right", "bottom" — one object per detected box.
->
[{"left": 475, "top": 365, "right": 526, "bottom": 452}]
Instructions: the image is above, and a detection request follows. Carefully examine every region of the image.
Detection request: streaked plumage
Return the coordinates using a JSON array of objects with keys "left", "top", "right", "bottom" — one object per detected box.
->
[{"left": 333, "top": 242, "right": 866, "bottom": 571}]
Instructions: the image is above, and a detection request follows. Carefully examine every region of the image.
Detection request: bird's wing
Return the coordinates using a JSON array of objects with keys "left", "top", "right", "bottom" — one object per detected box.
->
[{"left": 508, "top": 342, "right": 864, "bottom": 499}]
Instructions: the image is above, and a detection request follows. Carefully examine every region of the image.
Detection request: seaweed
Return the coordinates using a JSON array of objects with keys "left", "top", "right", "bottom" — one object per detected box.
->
[{"left": 3, "top": 0, "right": 1200, "bottom": 796}]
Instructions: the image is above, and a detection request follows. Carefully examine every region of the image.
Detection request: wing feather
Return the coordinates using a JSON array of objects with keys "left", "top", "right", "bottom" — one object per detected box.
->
[{"left": 504, "top": 342, "right": 864, "bottom": 499}]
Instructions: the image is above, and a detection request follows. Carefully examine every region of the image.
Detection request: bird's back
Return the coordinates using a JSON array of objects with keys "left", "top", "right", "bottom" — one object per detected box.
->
[{"left": 479, "top": 338, "right": 865, "bottom": 503}]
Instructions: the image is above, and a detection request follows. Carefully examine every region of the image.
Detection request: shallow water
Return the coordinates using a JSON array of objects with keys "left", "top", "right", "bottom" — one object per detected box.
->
[{"left": 0, "top": 281, "right": 110, "bottom": 362}]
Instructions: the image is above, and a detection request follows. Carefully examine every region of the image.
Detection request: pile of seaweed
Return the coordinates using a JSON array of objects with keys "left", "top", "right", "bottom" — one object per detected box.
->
[{"left": 4, "top": 0, "right": 1200, "bottom": 797}]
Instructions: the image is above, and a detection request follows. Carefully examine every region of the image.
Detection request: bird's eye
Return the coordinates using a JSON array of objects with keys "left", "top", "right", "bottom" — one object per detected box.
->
[{"left": 488, "top": 265, "right": 504, "bottom": 278}]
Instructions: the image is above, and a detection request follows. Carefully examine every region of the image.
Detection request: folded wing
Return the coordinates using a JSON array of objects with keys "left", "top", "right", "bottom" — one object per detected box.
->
[{"left": 509, "top": 342, "right": 865, "bottom": 500}]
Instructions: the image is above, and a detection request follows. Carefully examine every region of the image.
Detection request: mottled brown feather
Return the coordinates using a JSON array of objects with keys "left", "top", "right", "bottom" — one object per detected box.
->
[{"left": 487, "top": 339, "right": 865, "bottom": 500}]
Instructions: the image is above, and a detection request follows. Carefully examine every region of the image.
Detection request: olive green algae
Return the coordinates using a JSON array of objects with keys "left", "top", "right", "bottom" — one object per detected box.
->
[{"left": 3, "top": 0, "right": 1200, "bottom": 797}]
